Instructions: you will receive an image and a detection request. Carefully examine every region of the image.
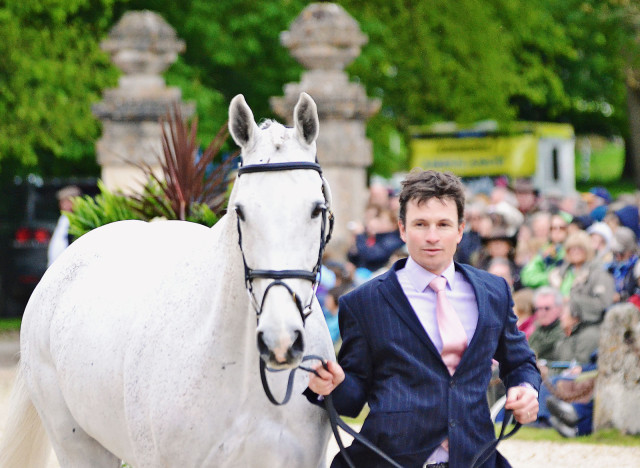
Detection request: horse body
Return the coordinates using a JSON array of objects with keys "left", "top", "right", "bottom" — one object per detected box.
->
[{"left": 2, "top": 94, "right": 333, "bottom": 468}]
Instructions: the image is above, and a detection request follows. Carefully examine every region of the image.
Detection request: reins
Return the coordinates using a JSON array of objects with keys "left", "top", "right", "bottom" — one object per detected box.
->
[
  {"left": 236, "top": 158, "right": 517, "bottom": 468},
  {"left": 263, "top": 355, "right": 519, "bottom": 468}
]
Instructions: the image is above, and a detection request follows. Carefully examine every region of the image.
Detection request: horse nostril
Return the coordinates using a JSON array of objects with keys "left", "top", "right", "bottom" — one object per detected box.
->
[
  {"left": 257, "top": 332, "right": 269, "bottom": 357},
  {"left": 291, "top": 330, "right": 304, "bottom": 355}
]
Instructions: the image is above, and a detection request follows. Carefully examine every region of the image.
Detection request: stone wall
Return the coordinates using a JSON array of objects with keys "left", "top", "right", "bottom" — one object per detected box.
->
[{"left": 594, "top": 302, "right": 640, "bottom": 434}]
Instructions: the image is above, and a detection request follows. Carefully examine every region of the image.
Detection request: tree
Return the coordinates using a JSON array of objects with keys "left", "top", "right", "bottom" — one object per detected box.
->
[
  {"left": 0, "top": 0, "right": 122, "bottom": 182},
  {"left": 1, "top": 0, "right": 637, "bottom": 183}
]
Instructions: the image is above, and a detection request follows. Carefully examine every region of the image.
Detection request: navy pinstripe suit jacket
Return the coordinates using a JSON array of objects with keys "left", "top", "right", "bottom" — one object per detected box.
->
[{"left": 322, "top": 258, "right": 541, "bottom": 468}]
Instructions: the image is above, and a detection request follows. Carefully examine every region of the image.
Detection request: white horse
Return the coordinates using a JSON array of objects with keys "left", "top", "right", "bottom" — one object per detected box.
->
[{"left": 0, "top": 93, "right": 334, "bottom": 468}]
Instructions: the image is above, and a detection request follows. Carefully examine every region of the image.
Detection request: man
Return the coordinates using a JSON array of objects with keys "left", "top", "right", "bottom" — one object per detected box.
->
[
  {"left": 513, "top": 177, "right": 539, "bottom": 216},
  {"left": 606, "top": 226, "right": 639, "bottom": 303},
  {"left": 47, "top": 185, "right": 81, "bottom": 267},
  {"left": 528, "top": 287, "right": 565, "bottom": 361},
  {"left": 555, "top": 297, "right": 601, "bottom": 365},
  {"left": 308, "top": 170, "right": 540, "bottom": 468}
]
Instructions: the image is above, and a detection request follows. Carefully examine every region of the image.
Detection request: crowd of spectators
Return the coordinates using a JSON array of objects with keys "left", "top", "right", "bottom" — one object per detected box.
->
[{"left": 317, "top": 174, "right": 640, "bottom": 439}]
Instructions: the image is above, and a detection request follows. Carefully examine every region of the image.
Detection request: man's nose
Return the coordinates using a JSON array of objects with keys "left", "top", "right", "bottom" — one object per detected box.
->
[{"left": 425, "top": 226, "right": 439, "bottom": 242}]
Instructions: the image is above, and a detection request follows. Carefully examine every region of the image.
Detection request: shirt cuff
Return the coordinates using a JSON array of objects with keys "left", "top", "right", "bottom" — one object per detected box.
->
[{"left": 519, "top": 382, "right": 538, "bottom": 398}]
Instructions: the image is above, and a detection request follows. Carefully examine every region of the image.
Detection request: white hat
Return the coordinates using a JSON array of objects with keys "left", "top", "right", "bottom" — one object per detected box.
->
[{"left": 587, "top": 222, "right": 613, "bottom": 247}]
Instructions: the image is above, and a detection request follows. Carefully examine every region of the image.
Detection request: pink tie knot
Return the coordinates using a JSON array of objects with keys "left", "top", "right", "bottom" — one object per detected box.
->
[{"left": 429, "top": 276, "right": 447, "bottom": 293}]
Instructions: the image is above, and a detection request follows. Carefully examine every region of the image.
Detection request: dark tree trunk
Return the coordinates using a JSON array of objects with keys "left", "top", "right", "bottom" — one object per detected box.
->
[{"left": 626, "top": 80, "right": 640, "bottom": 188}]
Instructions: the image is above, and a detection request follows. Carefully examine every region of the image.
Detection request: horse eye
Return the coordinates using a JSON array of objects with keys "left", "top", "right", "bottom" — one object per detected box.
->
[
  {"left": 235, "top": 205, "right": 245, "bottom": 221},
  {"left": 311, "top": 202, "right": 325, "bottom": 219}
]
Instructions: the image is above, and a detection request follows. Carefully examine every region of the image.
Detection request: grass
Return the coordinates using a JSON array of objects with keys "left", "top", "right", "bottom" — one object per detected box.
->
[
  {"left": 343, "top": 407, "right": 640, "bottom": 447},
  {"left": 0, "top": 318, "right": 21, "bottom": 332},
  {"left": 506, "top": 425, "right": 640, "bottom": 447}
]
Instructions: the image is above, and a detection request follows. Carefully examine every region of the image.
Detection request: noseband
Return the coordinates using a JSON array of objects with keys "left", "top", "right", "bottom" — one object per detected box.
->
[{"left": 235, "top": 161, "right": 334, "bottom": 324}]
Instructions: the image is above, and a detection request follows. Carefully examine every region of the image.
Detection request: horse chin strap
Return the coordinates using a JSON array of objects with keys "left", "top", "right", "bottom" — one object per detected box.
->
[{"left": 235, "top": 160, "right": 334, "bottom": 325}]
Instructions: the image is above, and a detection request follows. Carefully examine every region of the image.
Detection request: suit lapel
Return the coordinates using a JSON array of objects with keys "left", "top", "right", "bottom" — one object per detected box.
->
[
  {"left": 454, "top": 262, "right": 488, "bottom": 373},
  {"left": 378, "top": 261, "right": 441, "bottom": 359}
]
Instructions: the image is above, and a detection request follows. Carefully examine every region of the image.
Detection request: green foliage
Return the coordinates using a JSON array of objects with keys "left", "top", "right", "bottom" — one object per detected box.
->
[
  {"left": 0, "top": 0, "right": 123, "bottom": 179},
  {"left": 0, "top": 0, "right": 637, "bottom": 181},
  {"left": 67, "top": 180, "right": 138, "bottom": 238}
]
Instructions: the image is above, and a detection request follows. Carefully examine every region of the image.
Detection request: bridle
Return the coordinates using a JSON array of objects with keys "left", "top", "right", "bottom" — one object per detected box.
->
[{"left": 234, "top": 160, "right": 334, "bottom": 324}]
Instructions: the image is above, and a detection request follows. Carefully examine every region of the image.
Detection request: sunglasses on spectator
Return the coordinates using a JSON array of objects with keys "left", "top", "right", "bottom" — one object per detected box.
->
[
  {"left": 534, "top": 306, "right": 555, "bottom": 312},
  {"left": 550, "top": 225, "right": 567, "bottom": 231}
]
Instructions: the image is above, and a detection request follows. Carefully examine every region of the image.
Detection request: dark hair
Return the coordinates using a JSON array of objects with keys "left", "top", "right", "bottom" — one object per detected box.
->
[{"left": 398, "top": 170, "right": 465, "bottom": 226}]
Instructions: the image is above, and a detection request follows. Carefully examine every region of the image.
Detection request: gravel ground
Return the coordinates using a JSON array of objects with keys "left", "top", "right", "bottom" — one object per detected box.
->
[{"left": 2, "top": 331, "right": 639, "bottom": 468}]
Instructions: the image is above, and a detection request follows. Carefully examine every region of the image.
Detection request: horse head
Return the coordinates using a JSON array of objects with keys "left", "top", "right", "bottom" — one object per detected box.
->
[{"left": 229, "top": 93, "right": 331, "bottom": 369}]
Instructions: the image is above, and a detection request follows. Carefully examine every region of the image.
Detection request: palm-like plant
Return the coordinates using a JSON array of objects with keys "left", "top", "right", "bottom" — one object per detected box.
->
[
  {"left": 68, "top": 105, "right": 236, "bottom": 238},
  {"left": 132, "top": 103, "right": 235, "bottom": 222}
]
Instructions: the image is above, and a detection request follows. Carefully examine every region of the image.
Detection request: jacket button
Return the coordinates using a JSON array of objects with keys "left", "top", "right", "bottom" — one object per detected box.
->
[
  {"left": 449, "top": 420, "right": 456, "bottom": 427},
  {"left": 449, "top": 380, "right": 455, "bottom": 388}
]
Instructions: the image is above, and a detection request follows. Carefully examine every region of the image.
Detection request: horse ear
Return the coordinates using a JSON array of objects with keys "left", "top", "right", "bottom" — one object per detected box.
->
[
  {"left": 322, "top": 176, "right": 332, "bottom": 210},
  {"left": 293, "top": 92, "right": 319, "bottom": 146},
  {"left": 229, "top": 94, "right": 258, "bottom": 148}
]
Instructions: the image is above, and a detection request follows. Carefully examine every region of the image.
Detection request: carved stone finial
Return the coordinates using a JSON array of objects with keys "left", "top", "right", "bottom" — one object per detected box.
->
[
  {"left": 280, "top": 3, "right": 367, "bottom": 71},
  {"left": 100, "top": 10, "right": 185, "bottom": 76}
]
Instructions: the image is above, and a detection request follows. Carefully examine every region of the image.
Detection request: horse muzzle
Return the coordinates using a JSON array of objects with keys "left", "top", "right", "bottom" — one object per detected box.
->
[{"left": 257, "top": 328, "right": 304, "bottom": 369}]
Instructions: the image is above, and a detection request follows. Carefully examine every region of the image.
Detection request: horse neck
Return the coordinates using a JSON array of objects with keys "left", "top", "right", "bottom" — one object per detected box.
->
[{"left": 204, "top": 212, "right": 258, "bottom": 358}]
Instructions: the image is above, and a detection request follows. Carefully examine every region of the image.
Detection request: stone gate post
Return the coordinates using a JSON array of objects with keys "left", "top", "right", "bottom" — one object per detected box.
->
[
  {"left": 594, "top": 302, "right": 640, "bottom": 434},
  {"left": 92, "top": 10, "right": 194, "bottom": 193},
  {"left": 271, "top": 3, "right": 380, "bottom": 258}
]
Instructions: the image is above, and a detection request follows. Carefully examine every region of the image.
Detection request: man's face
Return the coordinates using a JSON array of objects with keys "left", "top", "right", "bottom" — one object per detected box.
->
[
  {"left": 399, "top": 198, "right": 464, "bottom": 275},
  {"left": 549, "top": 216, "right": 568, "bottom": 244},
  {"left": 516, "top": 190, "right": 536, "bottom": 213},
  {"left": 534, "top": 294, "right": 561, "bottom": 326}
]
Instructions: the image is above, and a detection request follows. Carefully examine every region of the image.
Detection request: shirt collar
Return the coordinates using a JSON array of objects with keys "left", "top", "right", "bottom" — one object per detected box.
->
[{"left": 404, "top": 256, "right": 456, "bottom": 292}]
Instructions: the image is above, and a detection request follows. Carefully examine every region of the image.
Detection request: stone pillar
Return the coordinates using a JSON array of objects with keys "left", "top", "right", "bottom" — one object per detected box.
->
[
  {"left": 594, "top": 302, "right": 640, "bottom": 434},
  {"left": 92, "top": 10, "right": 194, "bottom": 193},
  {"left": 271, "top": 3, "right": 380, "bottom": 258}
]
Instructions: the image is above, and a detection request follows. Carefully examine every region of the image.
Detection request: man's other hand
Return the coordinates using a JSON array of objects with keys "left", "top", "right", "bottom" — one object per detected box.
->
[
  {"left": 505, "top": 385, "right": 539, "bottom": 424},
  {"left": 308, "top": 360, "right": 345, "bottom": 396}
]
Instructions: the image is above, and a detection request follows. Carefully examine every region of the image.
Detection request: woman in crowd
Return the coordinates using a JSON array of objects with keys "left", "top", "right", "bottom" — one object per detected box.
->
[{"left": 548, "top": 230, "right": 615, "bottom": 323}]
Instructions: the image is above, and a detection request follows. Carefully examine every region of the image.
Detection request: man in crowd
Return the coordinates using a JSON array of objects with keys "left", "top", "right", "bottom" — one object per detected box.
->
[{"left": 528, "top": 286, "right": 565, "bottom": 361}]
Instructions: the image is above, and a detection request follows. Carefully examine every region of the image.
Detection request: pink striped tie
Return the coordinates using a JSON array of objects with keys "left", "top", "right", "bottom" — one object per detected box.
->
[{"left": 429, "top": 276, "right": 467, "bottom": 375}]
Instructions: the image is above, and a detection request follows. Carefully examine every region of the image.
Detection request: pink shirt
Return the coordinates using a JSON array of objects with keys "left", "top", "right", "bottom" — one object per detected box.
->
[{"left": 396, "top": 257, "right": 479, "bottom": 352}]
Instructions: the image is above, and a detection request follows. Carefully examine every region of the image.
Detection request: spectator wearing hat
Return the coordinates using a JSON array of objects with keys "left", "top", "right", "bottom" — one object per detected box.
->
[
  {"left": 609, "top": 204, "right": 640, "bottom": 239},
  {"left": 513, "top": 178, "right": 540, "bottom": 216},
  {"left": 586, "top": 222, "right": 614, "bottom": 265},
  {"left": 47, "top": 185, "right": 82, "bottom": 267},
  {"left": 521, "top": 212, "right": 571, "bottom": 289},
  {"left": 586, "top": 187, "right": 612, "bottom": 222},
  {"left": 605, "top": 226, "right": 640, "bottom": 303},
  {"left": 548, "top": 230, "right": 615, "bottom": 323},
  {"left": 475, "top": 227, "right": 522, "bottom": 289}
]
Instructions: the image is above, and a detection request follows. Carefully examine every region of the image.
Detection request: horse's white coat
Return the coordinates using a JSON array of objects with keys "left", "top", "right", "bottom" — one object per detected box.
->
[{"left": 0, "top": 93, "right": 333, "bottom": 468}]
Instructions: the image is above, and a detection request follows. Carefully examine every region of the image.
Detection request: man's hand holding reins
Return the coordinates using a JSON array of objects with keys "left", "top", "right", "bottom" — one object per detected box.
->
[
  {"left": 308, "top": 361, "right": 345, "bottom": 395},
  {"left": 505, "top": 385, "right": 539, "bottom": 424}
]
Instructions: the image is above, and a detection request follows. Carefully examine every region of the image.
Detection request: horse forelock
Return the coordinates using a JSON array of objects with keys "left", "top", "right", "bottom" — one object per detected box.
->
[{"left": 245, "top": 119, "right": 315, "bottom": 164}]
